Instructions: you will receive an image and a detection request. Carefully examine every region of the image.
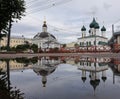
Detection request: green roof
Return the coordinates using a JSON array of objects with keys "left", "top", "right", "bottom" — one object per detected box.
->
[
  {"left": 81, "top": 25, "right": 86, "bottom": 31},
  {"left": 89, "top": 18, "right": 99, "bottom": 29},
  {"left": 94, "top": 22, "right": 100, "bottom": 29},
  {"left": 98, "top": 41, "right": 108, "bottom": 45},
  {"left": 98, "top": 62, "right": 108, "bottom": 66},
  {"left": 101, "top": 26, "right": 106, "bottom": 31}
]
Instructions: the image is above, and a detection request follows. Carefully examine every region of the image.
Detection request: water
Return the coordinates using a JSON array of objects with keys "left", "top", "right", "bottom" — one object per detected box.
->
[{"left": 0, "top": 56, "right": 120, "bottom": 99}]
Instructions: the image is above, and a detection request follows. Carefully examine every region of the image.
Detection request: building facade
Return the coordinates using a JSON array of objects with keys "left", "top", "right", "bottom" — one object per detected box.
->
[
  {"left": 32, "top": 20, "right": 61, "bottom": 52},
  {"left": 0, "top": 36, "right": 31, "bottom": 48},
  {"left": 77, "top": 18, "right": 110, "bottom": 51},
  {"left": 109, "top": 31, "right": 120, "bottom": 52}
]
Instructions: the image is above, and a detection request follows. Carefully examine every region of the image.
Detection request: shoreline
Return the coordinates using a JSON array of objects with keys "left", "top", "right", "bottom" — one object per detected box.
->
[{"left": 0, "top": 52, "right": 120, "bottom": 59}]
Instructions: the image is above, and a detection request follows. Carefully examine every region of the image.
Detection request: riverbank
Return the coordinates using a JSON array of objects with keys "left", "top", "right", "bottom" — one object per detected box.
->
[{"left": 0, "top": 52, "right": 120, "bottom": 59}]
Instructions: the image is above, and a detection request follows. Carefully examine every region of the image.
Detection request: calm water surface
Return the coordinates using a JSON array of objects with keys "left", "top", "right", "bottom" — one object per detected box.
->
[{"left": 0, "top": 56, "right": 120, "bottom": 99}]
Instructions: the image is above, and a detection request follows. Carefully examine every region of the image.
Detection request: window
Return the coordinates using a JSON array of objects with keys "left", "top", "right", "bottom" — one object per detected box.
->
[
  {"left": 94, "top": 41, "right": 96, "bottom": 45},
  {"left": 86, "top": 42, "right": 88, "bottom": 46},
  {"left": 89, "top": 42, "right": 91, "bottom": 46},
  {"left": 80, "top": 42, "right": 81, "bottom": 46}
]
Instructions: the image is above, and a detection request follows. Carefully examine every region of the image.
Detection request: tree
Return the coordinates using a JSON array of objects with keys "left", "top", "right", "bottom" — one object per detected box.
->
[
  {"left": 74, "top": 43, "right": 79, "bottom": 48},
  {"left": 0, "top": 33, "right": 6, "bottom": 40},
  {"left": 0, "top": 62, "right": 24, "bottom": 99},
  {"left": 7, "top": 0, "right": 26, "bottom": 51},
  {"left": 0, "top": 0, "right": 8, "bottom": 42},
  {"left": 62, "top": 44, "right": 66, "bottom": 48},
  {"left": 16, "top": 44, "right": 30, "bottom": 52},
  {"left": 0, "top": 0, "right": 26, "bottom": 51},
  {"left": 31, "top": 44, "right": 38, "bottom": 53},
  {"left": 0, "top": 0, "right": 9, "bottom": 34},
  {"left": 0, "top": 33, "right": 6, "bottom": 51}
]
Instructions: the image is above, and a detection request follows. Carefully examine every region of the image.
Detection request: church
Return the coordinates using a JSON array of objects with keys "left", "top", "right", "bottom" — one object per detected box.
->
[
  {"left": 77, "top": 18, "right": 110, "bottom": 51},
  {"left": 32, "top": 20, "right": 61, "bottom": 52}
]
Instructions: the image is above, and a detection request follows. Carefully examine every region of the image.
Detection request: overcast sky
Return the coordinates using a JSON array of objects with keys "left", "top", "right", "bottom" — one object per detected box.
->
[{"left": 11, "top": 0, "right": 120, "bottom": 43}]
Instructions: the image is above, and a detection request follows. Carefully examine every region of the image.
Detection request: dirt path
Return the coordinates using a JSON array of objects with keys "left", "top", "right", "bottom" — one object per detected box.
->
[{"left": 0, "top": 52, "right": 120, "bottom": 59}]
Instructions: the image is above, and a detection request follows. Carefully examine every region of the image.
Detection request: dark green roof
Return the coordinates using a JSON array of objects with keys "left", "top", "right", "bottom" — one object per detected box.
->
[
  {"left": 98, "top": 62, "right": 108, "bottom": 66},
  {"left": 98, "top": 41, "right": 108, "bottom": 45},
  {"left": 101, "top": 26, "right": 106, "bottom": 31},
  {"left": 89, "top": 18, "right": 99, "bottom": 29},
  {"left": 81, "top": 77, "right": 86, "bottom": 83},
  {"left": 81, "top": 25, "right": 86, "bottom": 31},
  {"left": 94, "top": 22, "right": 100, "bottom": 29},
  {"left": 101, "top": 77, "right": 107, "bottom": 82}
]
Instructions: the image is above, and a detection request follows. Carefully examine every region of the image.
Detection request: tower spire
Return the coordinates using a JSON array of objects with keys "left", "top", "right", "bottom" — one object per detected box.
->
[
  {"left": 44, "top": 16, "right": 46, "bottom": 23},
  {"left": 42, "top": 17, "right": 47, "bottom": 32}
]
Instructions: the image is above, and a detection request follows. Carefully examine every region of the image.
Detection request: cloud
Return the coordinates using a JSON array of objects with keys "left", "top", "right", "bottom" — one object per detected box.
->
[
  {"left": 103, "top": 3, "right": 112, "bottom": 10},
  {"left": 11, "top": 0, "right": 120, "bottom": 43}
]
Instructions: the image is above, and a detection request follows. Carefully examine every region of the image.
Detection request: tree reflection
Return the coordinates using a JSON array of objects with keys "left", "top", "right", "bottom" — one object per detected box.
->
[
  {"left": 0, "top": 59, "right": 24, "bottom": 99},
  {"left": 15, "top": 57, "right": 38, "bottom": 65}
]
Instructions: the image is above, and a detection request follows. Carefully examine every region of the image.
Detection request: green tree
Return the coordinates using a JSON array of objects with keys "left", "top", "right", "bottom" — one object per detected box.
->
[
  {"left": 0, "top": 0, "right": 9, "bottom": 34},
  {"left": 16, "top": 44, "right": 30, "bottom": 52},
  {"left": 31, "top": 44, "right": 38, "bottom": 53},
  {"left": 0, "top": 61, "right": 24, "bottom": 99},
  {"left": 0, "top": 33, "right": 6, "bottom": 50},
  {"left": 0, "top": 0, "right": 26, "bottom": 51},
  {"left": 74, "top": 43, "right": 79, "bottom": 48},
  {"left": 0, "top": 33, "right": 6, "bottom": 40},
  {"left": 7, "top": 0, "right": 26, "bottom": 51},
  {"left": 63, "top": 44, "right": 66, "bottom": 48}
]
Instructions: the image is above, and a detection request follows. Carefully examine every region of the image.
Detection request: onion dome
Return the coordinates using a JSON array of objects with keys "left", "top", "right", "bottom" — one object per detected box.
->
[
  {"left": 94, "top": 22, "right": 100, "bottom": 29},
  {"left": 90, "top": 18, "right": 96, "bottom": 28},
  {"left": 89, "top": 18, "right": 99, "bottom": 29},
  {"left": 43, "top": 21, "right": 47, "bottom": 27},
  {"left": 42, "top": 80, "right": 47, "bottom": 87},
  {"left": 101, "top": 26, "right": 106, "bottom": 31},
  {"left": 101, "top": 76, "right": 107, "bottom": 82},
  {"left": 81, "top": 77, "right": 87, "bottom": 83},
  {"left": 34, "top": 20, "right": 56, "bottom": 39},
  {"left": 90, "top": 79, "right": 100, "bottom": 91},
  {"left": 81, "top": 25, "right": 86, "bottom": 31}
]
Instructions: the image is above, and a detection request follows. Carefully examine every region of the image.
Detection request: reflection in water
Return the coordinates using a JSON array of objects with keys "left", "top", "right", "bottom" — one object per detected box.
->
[
  {"left": 108, "top": 58, "right": 120, "bottom": 84},
  {"left": 32, "top": 57, "right": 61, "bottom": 87},
  {"left": 77, "top": 57, "right": 109, "bottom": 94},
  {"left": 0, "top": 57, "right": 37, "bottom": 72},
  {"left": 0, "top": 56, "right": 120, "bottom": 99},
  {"left": 0, "top": 59, "right": 24, "bottom": 99}
]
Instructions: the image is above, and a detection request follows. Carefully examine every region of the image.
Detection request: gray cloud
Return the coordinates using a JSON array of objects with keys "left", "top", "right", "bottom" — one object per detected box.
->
[
  {"left": 11, "top": 0, "right": 120, "bottom": 43},
  {"left": 103, "top": 3, "right": 112, "bottom": 10}
]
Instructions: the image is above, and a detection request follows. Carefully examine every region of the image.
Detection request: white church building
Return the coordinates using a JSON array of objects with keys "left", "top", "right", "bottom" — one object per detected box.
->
[
  {"left": 32, "top": 20, "right": 61, "bottom": 52},
  {"left": 77, "top": 18, "right": 110, "bottom": 51}
]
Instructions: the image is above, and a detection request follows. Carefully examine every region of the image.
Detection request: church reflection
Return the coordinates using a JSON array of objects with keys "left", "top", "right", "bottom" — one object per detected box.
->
[
  {"left": 0, "top": 56, "right": 120, "bottom": 93},
  {"left": 77, "top": 57, "right": 110, "bottom": 91},
  {"left": 32, "top": 56, "right": 61, "bottom": 87}
]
